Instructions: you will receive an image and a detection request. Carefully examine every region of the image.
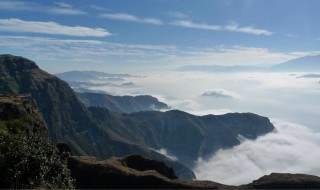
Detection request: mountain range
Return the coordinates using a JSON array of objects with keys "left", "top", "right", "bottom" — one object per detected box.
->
[
  {"left": 177, "top": 55, "right": 320, "bottom": 72},
  {"left": 2, "top": 93, "right": 320, "bottom": 189},
  {"left": 0, "top": 54, "right": 275, "bottom": 179}
]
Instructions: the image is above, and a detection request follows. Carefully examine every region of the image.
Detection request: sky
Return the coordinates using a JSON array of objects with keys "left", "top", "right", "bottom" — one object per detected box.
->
[{"left": 0, "top": 0, "right": 320, "bottom": 73}]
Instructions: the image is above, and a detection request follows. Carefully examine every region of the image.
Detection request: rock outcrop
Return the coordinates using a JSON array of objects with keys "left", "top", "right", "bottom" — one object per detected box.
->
[{"left": 246, "top": 173, "right": 320, "bottom": 189}]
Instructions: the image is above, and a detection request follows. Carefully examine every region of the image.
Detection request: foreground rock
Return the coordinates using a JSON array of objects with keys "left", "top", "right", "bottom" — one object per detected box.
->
[
  {"left": 68, "top": 155, "right": 231, "bottom": 189},
  {"left": 246, "top": 173, "right": 320, "bottom": 189}
]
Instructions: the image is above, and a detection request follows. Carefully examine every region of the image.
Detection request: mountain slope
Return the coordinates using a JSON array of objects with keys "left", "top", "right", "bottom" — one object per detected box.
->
[
  {"left": 89, "top": 107, "right": 274, "bottom": 167},
  {"left": 77, "top": 92, "right": 170, "bottom": 113},
  {"left": 0, "top": 54, "right": 195, "bottom": 179}
]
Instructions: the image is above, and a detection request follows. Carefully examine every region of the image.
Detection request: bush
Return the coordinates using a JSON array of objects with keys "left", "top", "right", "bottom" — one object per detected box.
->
[{"left": 0, "top": 132, "right": 74, "bottom": 189}]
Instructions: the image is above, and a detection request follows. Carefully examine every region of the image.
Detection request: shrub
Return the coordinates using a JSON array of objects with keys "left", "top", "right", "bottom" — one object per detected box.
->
[{"left": 0, "top": 132, "right": 74, "bottom": 189}]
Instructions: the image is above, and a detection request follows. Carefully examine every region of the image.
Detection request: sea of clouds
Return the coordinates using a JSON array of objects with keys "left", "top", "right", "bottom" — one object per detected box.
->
[
  {"left": 194, "top": 119, "right": 320, "bottom": 185},
  {"left": 87, "top": 71, "right": 320, "bottom": 184}
]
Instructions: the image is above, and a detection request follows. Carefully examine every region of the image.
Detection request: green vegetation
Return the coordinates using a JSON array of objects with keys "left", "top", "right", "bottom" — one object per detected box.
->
[
  {"left": 0, "top": 132, "right": 74, "bottom": 189},
  {"left": 0, "top": 92, "right": 74, "bottom": 189}
]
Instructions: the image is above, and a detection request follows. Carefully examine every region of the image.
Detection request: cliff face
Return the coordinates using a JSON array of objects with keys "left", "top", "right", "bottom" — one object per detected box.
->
[{"left": 0, "top": 94, "right": 47, "bottom": 134}]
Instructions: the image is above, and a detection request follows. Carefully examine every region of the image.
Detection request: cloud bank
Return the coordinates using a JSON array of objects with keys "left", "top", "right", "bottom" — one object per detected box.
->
[{"left": 194, "top": 119, "right": 320, "bottom": 185}]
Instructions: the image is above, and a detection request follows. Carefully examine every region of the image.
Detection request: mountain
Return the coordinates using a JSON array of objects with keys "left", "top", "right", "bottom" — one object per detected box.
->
[
  {"left": 0, "top": 54, "right": 194, "bottom": 179},
  {"left": 297, "top": 74, "right": 320, "bottom": 78},
  {"left": 176, "top": 65, "right": 265, "bottom": 72},
  {"left": 176, "top": 55, "right": 320, "bottom": 72},
  {"left": 88, "top": 106, "right": 274, "bottom": 167},
  {"left": 77, "top": 92, "right": 170, "bottom": 113},
  {"left": 0, "top": 54, "right": 275, "bottom": 179},
  {"left": 2, "top": 94, "right": 319, "bottom": 189},
  {"left": 270, "top": 55, "right": 320, "bottom": 72}
]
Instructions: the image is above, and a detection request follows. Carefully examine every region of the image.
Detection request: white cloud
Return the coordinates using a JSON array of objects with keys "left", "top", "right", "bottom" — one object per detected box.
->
[
  {"left": 54, "top": 2, "right": 72, "bottom": 8},
  {"left": 50, "top": 8, "right": 87, "bottom": 15},
  {"left": 194, "top": 119, "right": 320, "bottom": 185},
  {"left": 202, "top": 89, "right": 241, "bottom": 99},
  {"left": 171, "top": 20, "right": 221, "bottom": 30},
  {"left": 0, "top": 18, "right": 111, "bottom": 37},
  {"left": 153, "top": 148, "right": 178, "bottom": 161},
  {"left": 0, "top": 1, "right": 87, "bottom": 15},
  {"left": 0, "top": 1, "right": 35, "bottom": 11},
  {"left": 168, "top": 11, "right": 189, "bottom": 19},
  {"left": 171, "top": 20, "right": 273, "bottom": 36},
  {"left": 225, "top": 22, "right": 273, "bottom": 35},
  {"left": 91, "top": 4, "right": 107, "bottom": 11},
  {"left": 100, "top": 13, "right": 163, "bottom": 25}
]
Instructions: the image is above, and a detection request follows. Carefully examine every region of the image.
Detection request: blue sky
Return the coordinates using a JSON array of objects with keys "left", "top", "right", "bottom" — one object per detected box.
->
[{"left": 0, "top": 0, "right": 319, "bottom": 73}]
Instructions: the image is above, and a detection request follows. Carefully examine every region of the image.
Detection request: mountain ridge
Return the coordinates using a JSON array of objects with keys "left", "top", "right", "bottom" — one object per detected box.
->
[
  {"left": 176, "top": 55, "right": 320, "bottom": 72},
  {"left": 77, "top": 92, "right": 170, "bottom": 113}
]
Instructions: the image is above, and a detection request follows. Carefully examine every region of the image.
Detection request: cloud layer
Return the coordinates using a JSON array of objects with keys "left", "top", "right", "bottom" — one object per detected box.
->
[
  {"left": 194, "top": 119, "right": 320, "bottom": 185},
  {"left": 0, "top": 18, "right": 111, "bottom": 37}
]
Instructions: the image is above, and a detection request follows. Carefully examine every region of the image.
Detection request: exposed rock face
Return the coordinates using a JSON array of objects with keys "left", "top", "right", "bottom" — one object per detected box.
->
[
  {"left": 0, "top": 94, "right": 47, "bottom": 134},
  {"left": 68, "top": 155, "right": 231, "bottom": 189},
  {"left": 77, "top": 92, "right": 170, "bottom": 113},
  {"left": 247, "top": 173, "right": 320, "bottom": 189}
]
